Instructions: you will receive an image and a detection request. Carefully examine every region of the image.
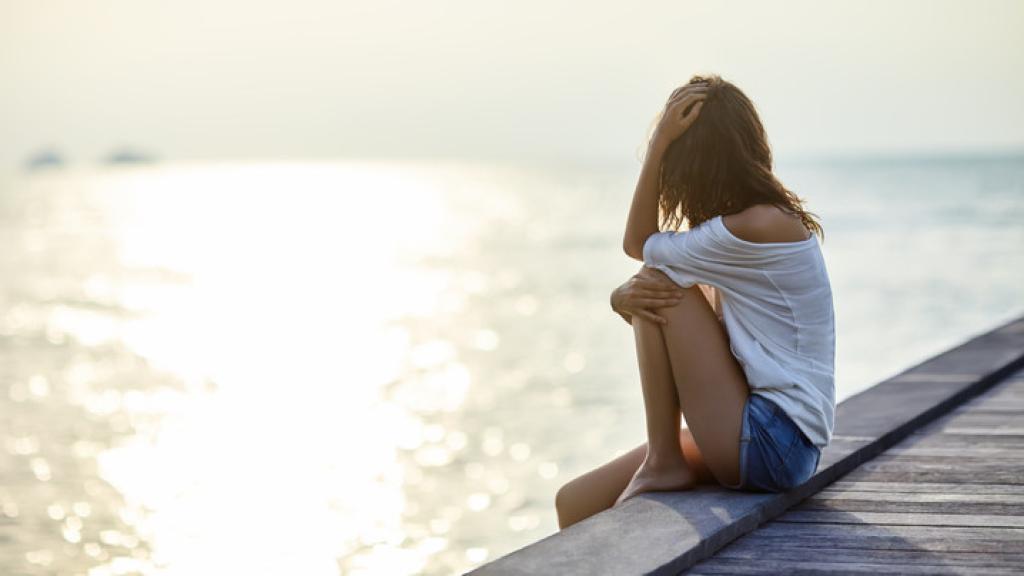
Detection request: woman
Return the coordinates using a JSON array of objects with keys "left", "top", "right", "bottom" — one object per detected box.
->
[{"left": 554, "top": 74, "right": 835, "bottom": 529}]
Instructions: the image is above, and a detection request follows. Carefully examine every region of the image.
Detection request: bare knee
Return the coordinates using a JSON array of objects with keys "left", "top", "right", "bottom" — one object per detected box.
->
[
  {"left": 555, "top": 481, "right": 588, "bottom": 530},
  {"left": 555, "top": 480, "right": 568, "bottom": 505},
  {"left": 554, "top": 483, "right": 573, "bottom": 528}
]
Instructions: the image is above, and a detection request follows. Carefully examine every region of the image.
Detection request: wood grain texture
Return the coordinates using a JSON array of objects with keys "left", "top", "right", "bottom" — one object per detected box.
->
[{"left": 684, "top": 366, "right": 1024, "bottom": 575}]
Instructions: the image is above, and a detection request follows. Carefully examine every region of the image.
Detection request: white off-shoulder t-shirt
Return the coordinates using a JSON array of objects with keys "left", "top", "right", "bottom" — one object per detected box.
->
[{"left": 642, "top": 214, "right": 836, "bottom": 448}]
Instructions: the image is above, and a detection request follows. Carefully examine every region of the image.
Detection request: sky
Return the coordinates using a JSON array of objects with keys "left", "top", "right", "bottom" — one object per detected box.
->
[{"left": 2, "top": 0, "right": 1023, "bottom": 167}]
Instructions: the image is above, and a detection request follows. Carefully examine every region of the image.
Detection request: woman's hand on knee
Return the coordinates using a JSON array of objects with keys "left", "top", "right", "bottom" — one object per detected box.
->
[{"left": 610, "top": 267, "right": 688, "bottom": 325}]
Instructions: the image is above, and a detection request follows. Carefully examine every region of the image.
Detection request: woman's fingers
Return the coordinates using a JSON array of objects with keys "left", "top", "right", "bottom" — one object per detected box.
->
[
  {"left": 666, "top": 95, "right": 705, "bottom": 117},
  {"left": 669, "top": 86, "right": 707, "bottom": 105},
  {"left": 677, "top": 101, "right": 704, "bottom": 130},
  {"left": 672, "top": 93, "right": 706, "bottom": 118},
  {"left": 668, "top": 82, "right": 708, "bottom": 103},
  {"left": 636, "top": 294, "right": 685, "bottom": 304},
  {"left": 635, "top": 290, "right": 685, "bottom": 302},
  {"left": 626, "top": 298, "right": 678, "bottom": 309},
  {"left": 664, "top": 89, "right": 706, "bottom": 115},
  {"left": 653, "top": 299, "right": 684, "bottom": 308},
  {"left": 636, "top": 290, "right": 685, "bottom": 302}
]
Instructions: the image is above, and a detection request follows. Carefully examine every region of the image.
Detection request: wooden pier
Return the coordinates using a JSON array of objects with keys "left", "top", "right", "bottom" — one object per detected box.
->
[
  {"left": 469, "top": 314, "right": 1024, "bottom": 575},
  {"left": 685, "top": 361, "right": 1024, "bottom": 574}
]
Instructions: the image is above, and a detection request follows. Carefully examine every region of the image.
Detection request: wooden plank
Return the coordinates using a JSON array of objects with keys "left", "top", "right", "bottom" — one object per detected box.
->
[
  {"left": 865, "top": 453, "right": 1024, "bottom": 467},
  {"left": 879, "top": 446, "right": 1024, "bottom": 459},
  {"left": 724, "top": 523, "right": 1024, "bottom": 553},
  {"left": 898, "top": 433, "right": 1024, "bottom": 449},
  {"left": 467, "top": 487, "right": 777, "bottom": 576},
  {"left": 810, "top": 488, "right": 1024, "bottom": 503},
  {"left": 962, "top": 392, "right": 1024, "bottom": 404},
  {"left": 796, "top": 499, "right": 1024, "bottom": 516},
  {"left": 711, "top": 542, "right": 1024, "bottom": 568},
  {"left": 982, "top": 388, "right": 1024, "bottom": 398},
  {"left": 935, "top": 427, "right": 1024, "bottom": 436},
  {"left": 932, "top": 412, "right": 1024, "bottom": 426},
  {"left": 777, "top": 510, "right": 1024, "bottom": 528},
  {"left": 841, "top": 453, "right": 1024, "bottom": 471},
  {"left": 911, "top": 417, "right": 1024, "bottom": 436},
  {"left": 823, "top": 481, "right": 1024, "bottom": 495},
  {"left": 797, "top": 489, "right": 1024, "bottom": 516},
  {"left": 837, "top": 458, "right": 1024, "bottom": 484},
  {"left": 688, "top": 557, "right": 1023, "bottom": 575},
  {"left": 839, "top": 467, "right": 1024, "bottom": 484},
  {"left": 954, "top": 397, "right": 1024, "bottom": 407},
  {"left": 955, "top": 399, "right": 1024, "bottom": 412}
]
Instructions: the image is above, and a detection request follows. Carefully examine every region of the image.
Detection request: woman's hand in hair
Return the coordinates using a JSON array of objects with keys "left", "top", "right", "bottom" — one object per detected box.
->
[
  {"left": 610, "top": 266, "right": 687, "bottom": 325},
  {"left": 652, "top": 82, "right": 708, "bottom": 150}
]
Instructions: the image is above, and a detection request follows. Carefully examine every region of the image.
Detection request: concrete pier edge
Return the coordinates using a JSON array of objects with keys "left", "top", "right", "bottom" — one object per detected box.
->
[{"left": 469, "top": 313, "right": 1024, "bottom": 575}]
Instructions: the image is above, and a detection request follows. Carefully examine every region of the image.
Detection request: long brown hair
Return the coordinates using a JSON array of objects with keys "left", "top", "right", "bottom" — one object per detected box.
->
[{"left": 647, "top": 73, "right": 824, "bottom": 242}]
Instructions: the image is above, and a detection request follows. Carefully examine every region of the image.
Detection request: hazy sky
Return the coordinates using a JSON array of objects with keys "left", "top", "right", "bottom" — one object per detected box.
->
[{"left": 3, "top": 0, "right": 1023, "bottom": 166}]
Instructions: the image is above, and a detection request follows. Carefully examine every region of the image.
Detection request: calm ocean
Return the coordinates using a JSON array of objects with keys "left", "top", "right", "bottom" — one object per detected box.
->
[{"left": 1, "top": 154, "right": 1022, "bottom": 575}]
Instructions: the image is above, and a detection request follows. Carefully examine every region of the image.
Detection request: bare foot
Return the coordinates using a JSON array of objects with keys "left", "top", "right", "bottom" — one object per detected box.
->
[{"left": 614, "top": 459, "right": 697, "bottom": 506}]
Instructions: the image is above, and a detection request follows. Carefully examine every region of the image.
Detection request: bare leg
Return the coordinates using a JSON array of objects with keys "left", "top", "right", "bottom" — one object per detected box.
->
[
  {"left": 555, "top": 427, "right": 715, "bottom": 529},
  {"left": 613, "top": 313, "right": 698, "bottom": 505},
  {"left": 657, "top": 280, "right": 749, "bottom": 487},
  {"left": 554, "top": 275, "right": 747, "bottom": 524}
]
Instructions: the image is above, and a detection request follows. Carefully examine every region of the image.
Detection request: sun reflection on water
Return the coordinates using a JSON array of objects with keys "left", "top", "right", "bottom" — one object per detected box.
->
[
  {"left": 84, "top": 163, "right": 483, "bottom": 575},
  {"left": 2, "top": 160, "right": 563, "bottom": 576}
]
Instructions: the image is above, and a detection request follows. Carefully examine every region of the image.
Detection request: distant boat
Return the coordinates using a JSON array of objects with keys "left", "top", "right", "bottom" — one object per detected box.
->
[
  {"left": 25, "top": 148, "right": 66, "bottom": 170},
  {"left": 104, "top": 147, "right": 157, "bottom": 165}
]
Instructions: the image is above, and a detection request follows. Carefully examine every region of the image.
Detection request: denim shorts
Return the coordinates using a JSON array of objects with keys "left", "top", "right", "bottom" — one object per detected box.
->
[{"left": 723, "top": 393, "right": 822, "bottom": 493}]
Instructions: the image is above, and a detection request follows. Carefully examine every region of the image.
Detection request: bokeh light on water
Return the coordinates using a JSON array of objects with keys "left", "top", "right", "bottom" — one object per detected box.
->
[
  {"left": 1, "top": 156, "right": 1022, "bottom": 575},
  {"left": 0, "top": 160, "right": 645, "bottom": 575}
]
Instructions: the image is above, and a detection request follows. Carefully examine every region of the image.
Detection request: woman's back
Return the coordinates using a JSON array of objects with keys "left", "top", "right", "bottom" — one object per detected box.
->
[{"left": 642, "top": 204, "right": 836, "bottom": 448}]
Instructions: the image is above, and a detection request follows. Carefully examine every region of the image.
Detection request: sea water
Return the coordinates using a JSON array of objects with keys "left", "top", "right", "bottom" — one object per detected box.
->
[{"left": 0, "top": 154, "right": 1021, "bottom": 575}]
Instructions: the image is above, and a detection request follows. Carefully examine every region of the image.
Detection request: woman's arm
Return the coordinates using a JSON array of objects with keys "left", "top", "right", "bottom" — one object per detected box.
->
[
  {"left": 622, "top": 83, "right": 708, "bottom": 260},
  {"left": 622, "top": 140, "right": 668, "bottom": 260}
]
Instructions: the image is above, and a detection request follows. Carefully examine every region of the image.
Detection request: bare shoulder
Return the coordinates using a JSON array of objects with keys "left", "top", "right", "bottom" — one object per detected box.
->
[{"left": 721, "top": 204, "right": 810, "bottom": 243}]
